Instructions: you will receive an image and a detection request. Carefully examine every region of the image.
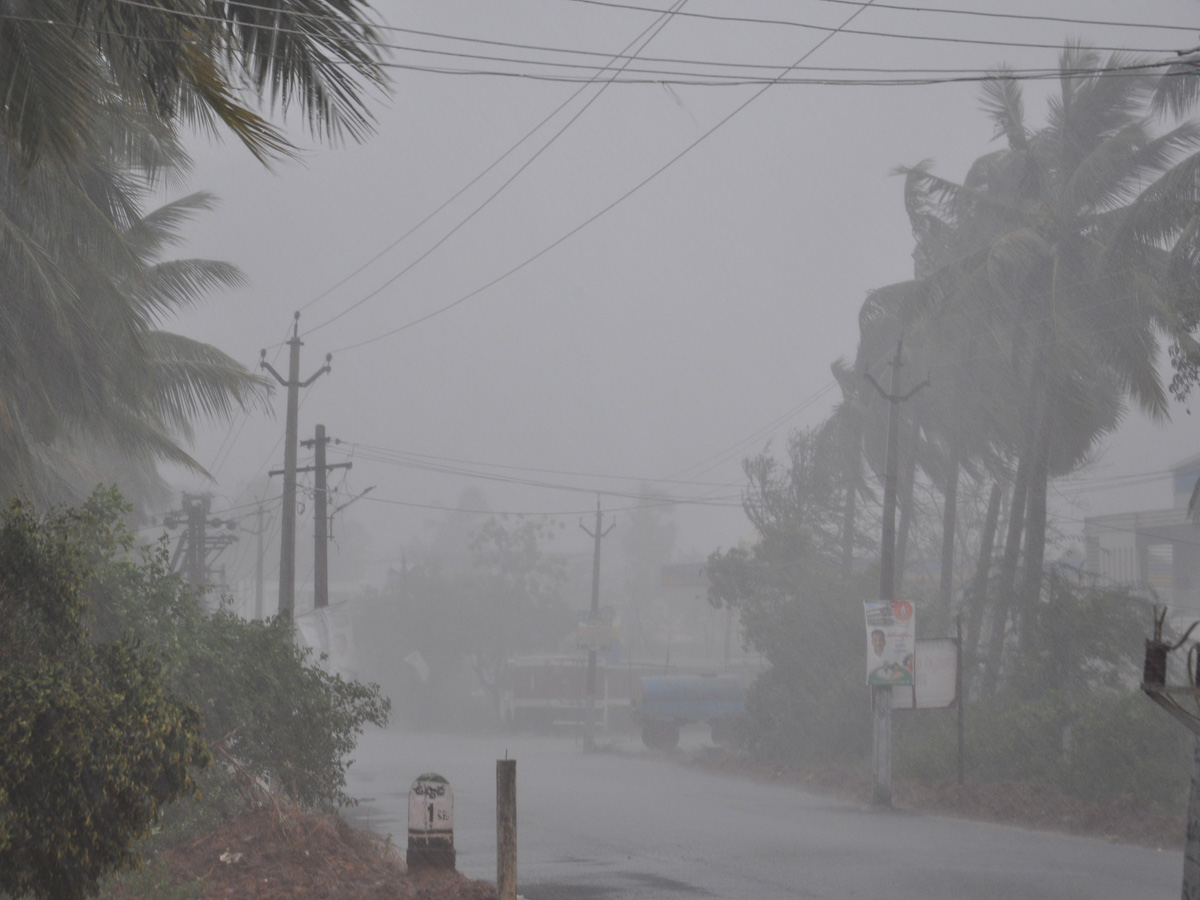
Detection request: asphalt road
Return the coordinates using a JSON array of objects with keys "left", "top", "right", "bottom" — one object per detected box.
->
[{"left": 342, "top": 725, "right": 1184, "bottom": 900}]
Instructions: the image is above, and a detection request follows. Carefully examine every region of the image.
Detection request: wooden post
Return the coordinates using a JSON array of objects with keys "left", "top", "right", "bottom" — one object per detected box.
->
[{"left": 497, "top": 760, "right": 517, "bottom": 900}]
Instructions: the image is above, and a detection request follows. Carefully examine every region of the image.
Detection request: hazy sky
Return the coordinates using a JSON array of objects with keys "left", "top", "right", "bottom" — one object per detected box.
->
[{"left": 162, "top": 0, "right": 1200, "bottom": 587}]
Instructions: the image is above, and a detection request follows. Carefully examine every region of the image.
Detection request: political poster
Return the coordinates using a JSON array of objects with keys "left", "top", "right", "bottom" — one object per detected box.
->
[{"left": 864, "top": 600, "right": 915, "bottom": 686}]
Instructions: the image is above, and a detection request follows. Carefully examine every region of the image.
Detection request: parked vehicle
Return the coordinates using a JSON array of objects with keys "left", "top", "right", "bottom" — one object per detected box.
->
[{"left": 632, "top": 674, "right": 746, "bottom": 749}]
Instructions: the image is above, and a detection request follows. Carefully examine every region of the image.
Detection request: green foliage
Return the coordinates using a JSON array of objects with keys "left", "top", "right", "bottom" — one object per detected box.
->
[
  {"left": 80, "top": 488, "right": 391, "bottom": 811},
  {"left": 895, "top": 691, "right": 1191, "bottom": 813},
  {"left": 96, "top": 856, "right": 204, "bottom": 900},
  {"left": 0, "top": 495, "right": 208, "bottom": 900},
  {"left": 169, "top": 611, "right": 391, "bottom": 810},
  {"left": 1006, "top": 568, "right": 1154, "bottom": 697},
  {"left": 707, "top": 430, "right": 877, "bottom": 763}
]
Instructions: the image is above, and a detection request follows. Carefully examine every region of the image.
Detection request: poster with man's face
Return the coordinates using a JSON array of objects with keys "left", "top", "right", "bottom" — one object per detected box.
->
[{"left": 864, "top": 600, "right": 915, "bottom": 686}]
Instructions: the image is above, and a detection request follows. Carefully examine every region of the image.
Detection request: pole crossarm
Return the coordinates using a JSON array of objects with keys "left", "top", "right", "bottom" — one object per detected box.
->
[
  {"left": 864, "top": 372, "right": 931, "bottom": 404},
  {"left": 269, "top": 462, "right": 352, "bottom": 477}
]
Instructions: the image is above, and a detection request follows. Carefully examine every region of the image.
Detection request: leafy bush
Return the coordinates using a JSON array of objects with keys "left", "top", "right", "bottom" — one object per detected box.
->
[
  {"left": 169, "top": 611, "right": 391, "bottom": 809},
  {"left": 0, "top": 496, "right": 208, "bottom": 900},
  {"left": 82, "top": 487, "right": 391, "bottom": 811},
  {"left": 894, "top": 690, "right": 1192, "bottom": 813}
]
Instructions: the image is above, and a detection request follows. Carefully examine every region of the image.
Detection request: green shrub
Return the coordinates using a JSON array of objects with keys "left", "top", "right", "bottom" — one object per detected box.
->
[
  {"left": 82, "top": 487, "right": 391, "bottom": 811},
  {"left": 0, "top": 496, "right": 208, "bottom": 900},
  {"left": 893, "top": 690, "right": 1191, "bottom": 813}
]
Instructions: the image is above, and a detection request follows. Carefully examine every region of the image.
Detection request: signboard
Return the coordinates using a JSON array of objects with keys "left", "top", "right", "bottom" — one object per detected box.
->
[
  {"left": 408, "top": 773, "right": 453, "bottom": 838},
  {"left": 577, "top": 608, "right": 617, "bottom": 651},
  {"left": 864, "top": 600, "right": 915, "bottom": 686},
  {"left": 893, "top": 638, "right": 958, "bottom": 709},
  {"left": 407, "top": 773, "right": 455, "bottom": 869}
]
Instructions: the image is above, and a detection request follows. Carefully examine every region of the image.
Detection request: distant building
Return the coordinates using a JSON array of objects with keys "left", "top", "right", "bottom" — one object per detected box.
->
[{"left": 1082, "top": 453, "right": 1200, "bottom": 612}]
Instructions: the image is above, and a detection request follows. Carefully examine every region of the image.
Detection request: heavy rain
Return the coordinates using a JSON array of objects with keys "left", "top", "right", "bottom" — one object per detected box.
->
[{"left": 4, "top": 1, "right": 1200, "bottom": 899}]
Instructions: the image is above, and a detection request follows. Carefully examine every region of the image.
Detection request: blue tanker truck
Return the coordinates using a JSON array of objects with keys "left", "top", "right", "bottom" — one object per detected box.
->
[{"left": 632, "top": 673, "right": 746, "bottom": 750}]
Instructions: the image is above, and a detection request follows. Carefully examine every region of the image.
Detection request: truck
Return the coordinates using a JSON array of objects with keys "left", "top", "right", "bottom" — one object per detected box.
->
[{"left": 632, "top": 673, "right": 746, "bottom": 750}]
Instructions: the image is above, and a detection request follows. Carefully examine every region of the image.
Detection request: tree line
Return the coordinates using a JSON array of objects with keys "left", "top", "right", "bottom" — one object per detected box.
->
[{"left": 707, "top": 47, "right": 1200, "bottom": 800}]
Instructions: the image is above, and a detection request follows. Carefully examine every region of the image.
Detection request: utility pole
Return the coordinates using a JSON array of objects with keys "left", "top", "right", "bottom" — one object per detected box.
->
[
  {"left": 580, "top": 498, "right": 615, "bottom": 752},
  {"left": 276, "top": 425, "right": 350, "bottom": 612},
  {"left": 299, "top": 424, "right": 351, "bottom": 610},
  {"left": 164, "top": 493, "right": 238, "bottom": 594},
  {"left": 260, "top": 312, "right": 330, "bottom": 623},
  {"left": 865, "top": 339, "right": 927, "bottom": 808},
  {"left": 184, "top": 494, "right": 208, "bottom": 588},
  {"left": 313, "top": 424, "right": 330, "bottom": 609},
  {"left": 240, "top": 498, "right": 269, "bottom": 619}
]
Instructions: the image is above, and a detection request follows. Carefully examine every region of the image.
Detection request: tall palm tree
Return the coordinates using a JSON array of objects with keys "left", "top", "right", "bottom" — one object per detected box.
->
[{"left": 895, "top": 46, "right": 1200, "bottom": 689}]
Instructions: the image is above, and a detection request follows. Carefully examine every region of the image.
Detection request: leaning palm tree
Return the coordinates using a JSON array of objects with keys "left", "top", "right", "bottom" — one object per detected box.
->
[
  {"left": 0, "top": 132, "right": 268, "bottom": 506},
  {"left": 893, "top": 46, "right": 1200, "bottom": 690}
]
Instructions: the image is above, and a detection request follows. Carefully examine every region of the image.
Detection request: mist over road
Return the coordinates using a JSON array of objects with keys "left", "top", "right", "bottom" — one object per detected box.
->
[{"left": 344, "top": 727, "right": 1180, "bottom": 900}]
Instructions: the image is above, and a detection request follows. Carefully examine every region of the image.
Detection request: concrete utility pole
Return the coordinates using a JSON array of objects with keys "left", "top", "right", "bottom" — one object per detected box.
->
[
  {"left": 272, "top": 431, "right": 351, "bottom": 613},
  {"left": 865, "top": 340, "right": 927, "bottom": 808},
  {"left": 260, "top": 313, "right": 330, "bottom": 622},
  {"left": 299, "top": 424, "right": 352, "bottom": 609},
  {"left": 580, "top": 498, "right": 615, "bottom": 752},
  {"left": 255, "top": 500, "right": 265, "bottom": 618},
  {"left": 184, "top": 493, "right": 208, "bottom": 588}
]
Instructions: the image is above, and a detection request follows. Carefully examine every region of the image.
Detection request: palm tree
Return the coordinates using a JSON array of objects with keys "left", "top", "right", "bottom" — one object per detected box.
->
[
  {"left": 0, "top": 0, "right": 386, "bottom": 171},
  {"left": 894, "top": 46, "right": 1200, "bottom": 690},
  {"left": 0, "top": 136, "right": 268, "bottom": 506}
]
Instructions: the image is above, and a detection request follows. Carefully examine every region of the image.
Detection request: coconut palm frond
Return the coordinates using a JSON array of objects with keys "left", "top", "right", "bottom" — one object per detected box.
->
[
  {"left": 1152, "top": 58, "right": 1200, "bottom": 120},
  {"left": 142, "top": 332, "right": 272, "bottom": 436},
  {"left": 980, "top": 70, "right": 1029, "bottom": 151},
  {"left": 133, "top": 259, "right": 246, "bottom": 320},
  {"left": 124, "top": 192, "right": 221, "bottom": 256}
]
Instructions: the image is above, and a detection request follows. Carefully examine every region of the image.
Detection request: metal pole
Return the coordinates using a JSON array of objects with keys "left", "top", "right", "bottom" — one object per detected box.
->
[
  {"left": 497, "top": 759, "right": 517, "bottom": 900},
  {"left": 314, "top": 424, "right": 329, "bottom": 609}
]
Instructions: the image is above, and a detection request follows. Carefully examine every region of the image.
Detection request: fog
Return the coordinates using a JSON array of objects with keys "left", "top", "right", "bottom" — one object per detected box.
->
[
  {"left": 116, "top": 3, "right": 1200, "bottom": 895},
  {"left": 154, "top": 0, "right": 1200, "bottom": 592}
]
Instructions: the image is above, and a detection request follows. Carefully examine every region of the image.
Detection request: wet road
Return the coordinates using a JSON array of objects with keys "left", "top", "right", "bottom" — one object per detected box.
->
[{"left": 343, "top": 726, "right": 1183, "bottom": 900}]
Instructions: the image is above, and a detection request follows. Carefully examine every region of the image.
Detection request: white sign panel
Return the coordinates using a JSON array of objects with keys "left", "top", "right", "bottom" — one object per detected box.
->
[
  {"left": 864, "top": 600, "right": 915, "bottom": 686},
  {"left": 408, "top": 773, "right": 453, "bottom": 839},
  {"left": 894, "top": 638, "right": 959, "bottom": 709}
]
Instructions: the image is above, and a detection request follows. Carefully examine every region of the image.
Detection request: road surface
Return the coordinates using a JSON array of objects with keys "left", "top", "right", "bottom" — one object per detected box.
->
[{"left": 343, "top": 725, "right": 1183, "bottom": 899}]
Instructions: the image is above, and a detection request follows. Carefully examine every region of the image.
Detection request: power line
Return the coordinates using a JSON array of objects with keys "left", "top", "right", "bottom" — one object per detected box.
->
[
  {"left": 365, "top": 57, "right": 1187, "bottom": 87},
  {"left": 299, "top": 0, "right": 690, "bottom": 336},
  {"left": 559, "top": 0, "right": 1200, "bottom": 37},
  {"left": 293, "top": 0, "right": 694, "bottom": 325},
  {"left": 338, "top": 441, "right": 742, "bottom": 488},
  {"left": 87, "top": 0, "right": 1191, "bottom": 61},
  {"left": 329, "top": 0, "right": 887, "bottom": 353}
]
